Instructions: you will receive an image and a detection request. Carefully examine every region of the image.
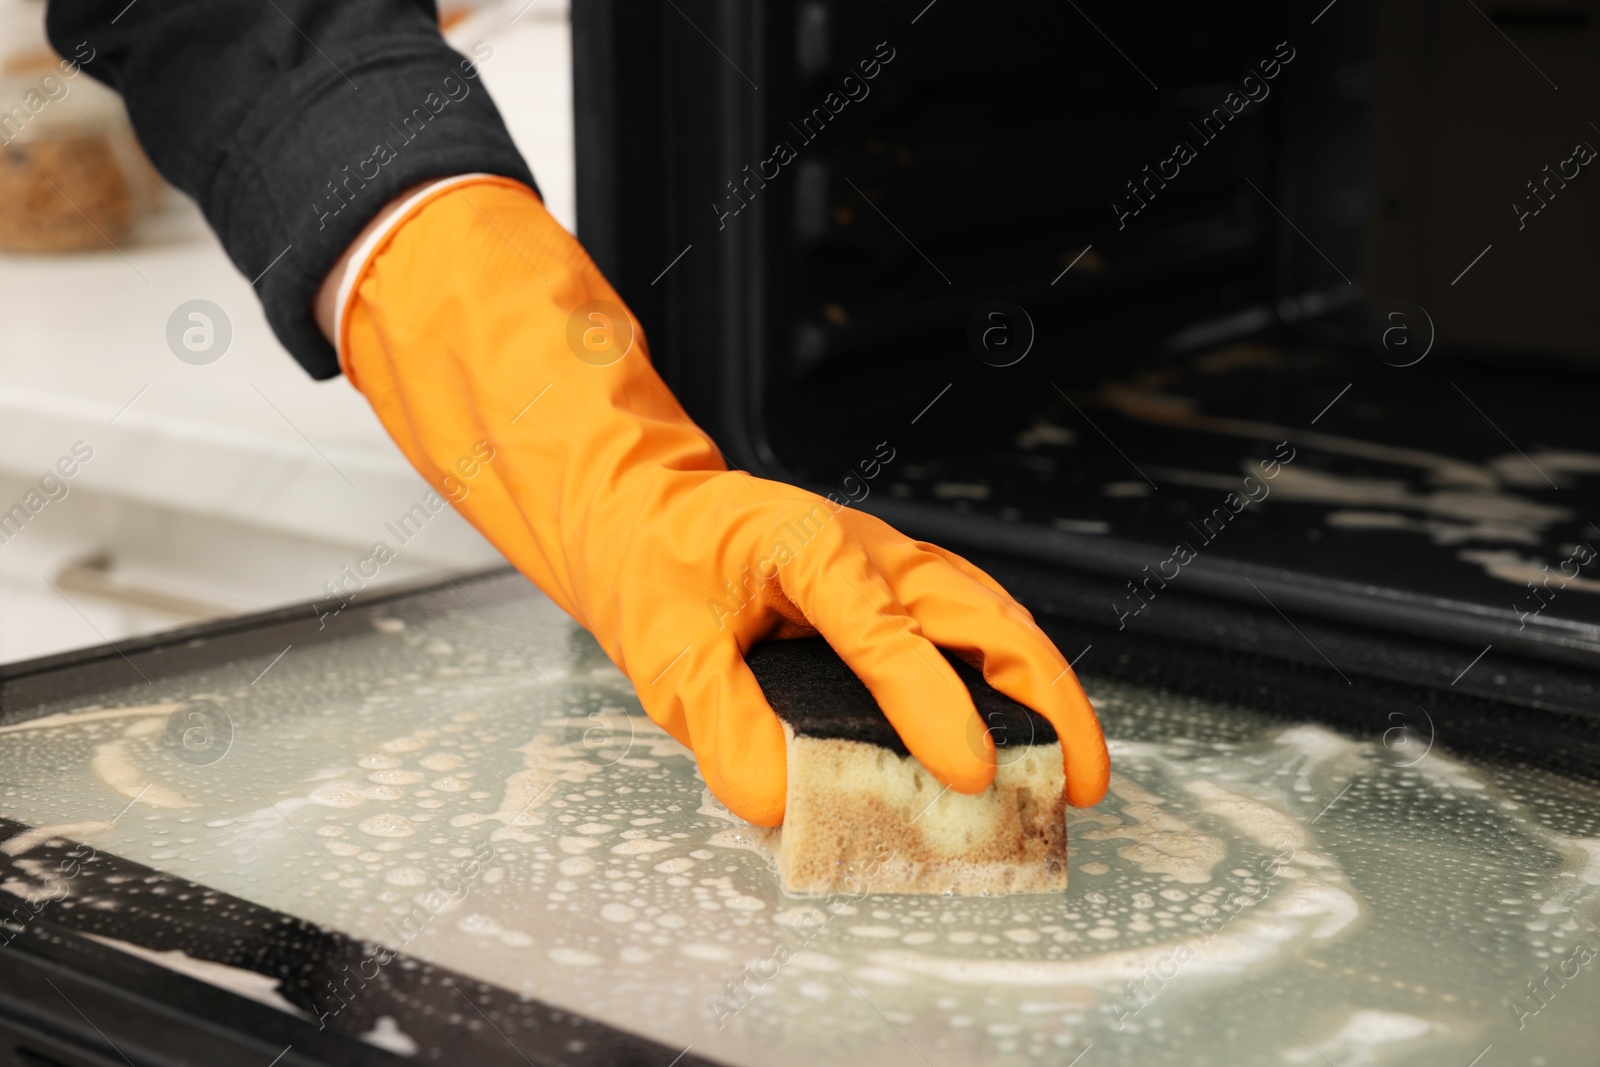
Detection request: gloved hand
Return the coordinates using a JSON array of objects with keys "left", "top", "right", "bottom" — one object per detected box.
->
[{"left": 336, "top": 176, "right": 1109, "bottom": 826}]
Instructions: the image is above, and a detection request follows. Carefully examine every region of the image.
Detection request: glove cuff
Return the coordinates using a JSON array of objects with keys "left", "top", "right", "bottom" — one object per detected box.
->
[{"left": 334, "top": 174, "right": 538, "bottom": 388}]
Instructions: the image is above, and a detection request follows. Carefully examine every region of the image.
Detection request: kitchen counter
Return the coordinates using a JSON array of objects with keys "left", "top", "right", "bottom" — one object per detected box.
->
[{"left": 0, "top": 5, "right": 575, "bottom": 663}]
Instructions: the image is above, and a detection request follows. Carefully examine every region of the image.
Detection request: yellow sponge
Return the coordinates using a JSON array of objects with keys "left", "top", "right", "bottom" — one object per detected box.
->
[{"left": 778, "top": 731, "right": 1066, "bottom": 895}]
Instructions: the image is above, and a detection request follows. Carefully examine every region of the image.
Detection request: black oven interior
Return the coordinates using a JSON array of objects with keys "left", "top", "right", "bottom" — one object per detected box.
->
[{"left": 573, "top": 0, "right": 1600, "bottom": 706}]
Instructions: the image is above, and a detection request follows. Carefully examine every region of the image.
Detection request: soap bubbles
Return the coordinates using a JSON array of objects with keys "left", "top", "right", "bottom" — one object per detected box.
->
[{"left": 578, "top": 706, "right": 636, "bottom": 768}]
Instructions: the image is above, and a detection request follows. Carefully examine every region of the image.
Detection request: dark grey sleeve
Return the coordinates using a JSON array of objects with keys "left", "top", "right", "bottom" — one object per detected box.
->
[{"left": 47, "top": 0, "right": 538, "bottom": 379}]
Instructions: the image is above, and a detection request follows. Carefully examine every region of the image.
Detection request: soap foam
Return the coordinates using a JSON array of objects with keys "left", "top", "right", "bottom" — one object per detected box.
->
[{"left": 2, "top": 588, "right": 1595, "bottom": 1067}]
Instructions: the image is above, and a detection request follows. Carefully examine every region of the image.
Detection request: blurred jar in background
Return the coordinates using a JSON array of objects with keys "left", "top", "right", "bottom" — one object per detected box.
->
[{"left": 0, "top": 0, "right": 162, "bottom": 253}]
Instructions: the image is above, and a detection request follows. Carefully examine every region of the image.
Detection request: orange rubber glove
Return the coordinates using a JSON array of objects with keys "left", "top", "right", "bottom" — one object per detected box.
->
[{"left": 337, "top": 176, "right": 1109, "bottom": 826}]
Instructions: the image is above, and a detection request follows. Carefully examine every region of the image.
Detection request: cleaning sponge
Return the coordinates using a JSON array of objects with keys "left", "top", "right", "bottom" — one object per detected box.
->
[{"left": 746, "top": 638, "right": 1067, "bottom": 895}]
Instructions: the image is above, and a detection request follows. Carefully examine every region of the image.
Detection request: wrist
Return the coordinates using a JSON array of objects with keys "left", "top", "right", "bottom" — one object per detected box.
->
[{"left": 313, "top": 173, "right": 511, "bottom": 373}]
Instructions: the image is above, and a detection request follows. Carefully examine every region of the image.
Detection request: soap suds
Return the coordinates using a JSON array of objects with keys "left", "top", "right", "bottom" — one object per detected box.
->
[
  {"left": 0, "top": 703, "right": 183, "bottom": 735},
  {"left": 1080, "top": 775, "right": 1226, "bottom": 884},
  {"left": 1, "top": 821, "right": 113, "bottom": 857},
  {"left": 1457, "top": 549, "right": 1600, "bottom": 594},
  {"left": 83, "top": 933, "right": 309, "bottom": 1018},
  {"left": 361, "top": 1016, "right": 419, "bottom": 1056},
  {"left": 0, "top": 587, "right": 1592, "bottom": 1067},
  {"left": 90, "top": 741, "right": 196, "bottom": 810}
]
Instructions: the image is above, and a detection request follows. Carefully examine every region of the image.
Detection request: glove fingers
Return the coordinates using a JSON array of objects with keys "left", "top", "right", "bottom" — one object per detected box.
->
[
  {"left": 780, "top": 545, "right": 995, "bottom": 795},
  {"left": 908, "top": 540, "right": 1016, "bottom": 601},
  {"left": 893, "top": 563, "right": 1110, "bottom": 808},
  {"left": 640, "top": 635, "right": 789, "bottom": 827}
]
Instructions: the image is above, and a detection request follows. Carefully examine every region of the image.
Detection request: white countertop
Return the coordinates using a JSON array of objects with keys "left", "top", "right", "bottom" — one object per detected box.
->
[{"left": 0, "top": 9, "right": 576, "bottom": 664}]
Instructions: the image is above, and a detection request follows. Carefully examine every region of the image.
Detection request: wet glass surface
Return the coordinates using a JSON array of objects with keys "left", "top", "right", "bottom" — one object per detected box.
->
[{"left": 1, "top": 574, "right": 1598, "bottom": 1065}]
